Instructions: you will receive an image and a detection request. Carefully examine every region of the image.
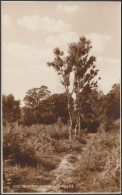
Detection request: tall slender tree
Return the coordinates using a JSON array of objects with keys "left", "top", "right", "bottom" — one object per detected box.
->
[
  {"left": 67, "top": 36, "right": 101, "bottom": 135},
  {"left": 48, "top": 48, "right": 73, "bottom": 140},
  {"left": 48, "top": 36, "right": 100, "bottom": 139}
]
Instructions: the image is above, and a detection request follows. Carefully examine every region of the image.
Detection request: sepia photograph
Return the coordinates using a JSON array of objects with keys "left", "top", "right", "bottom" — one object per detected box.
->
[{"left": 1, "top": 1, "right": 121, "bottom": 193}]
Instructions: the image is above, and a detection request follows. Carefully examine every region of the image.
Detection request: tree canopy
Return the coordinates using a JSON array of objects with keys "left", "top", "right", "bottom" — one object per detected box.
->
[
  {"left": 24, "top": 85, "right": 51, "bottom": 108},
  {"left": 2, "top": 94, "right": 21, "bottom": 123}
]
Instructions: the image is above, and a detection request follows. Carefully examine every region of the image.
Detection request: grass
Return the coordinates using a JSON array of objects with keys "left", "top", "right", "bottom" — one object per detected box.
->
[
  {"left": 71, "top": 120, "right": 120, "bottom": 193},
  {"left": 3, "top": 161, "right": 54, "bottom": 193},
  {"left": 3, "top": 120, "right": 120, "bottom": 193},
  {"left": 3, "top": 123, "right": 85, "bottom": 192}
]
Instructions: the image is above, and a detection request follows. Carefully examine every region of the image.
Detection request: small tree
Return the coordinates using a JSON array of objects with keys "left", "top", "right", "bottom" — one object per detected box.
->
[
  {"left": 2, "top": 94, "right": 21, "bottom": 123},
  {"left": 101, "top": 83, "right": 120, "bottom": 130},
  {"left": 107, "top": 83, "right": 120, "bottom": 120},
  {"left": 24, "top": 86, "right": 51, "bottom": 107},
  {"left": 24, "top": 85, "right": 51, "bottom": 123}
]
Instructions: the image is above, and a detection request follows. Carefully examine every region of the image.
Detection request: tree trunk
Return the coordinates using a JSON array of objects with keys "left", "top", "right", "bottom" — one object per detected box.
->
[
  {"left": 76, "top": 80, "right": 81, "bottom": 136},
  {"left": 67, "top": 90, "right": 73, "bottom": 141},
  {"left": 68, "top": 100, "right": 72, "bottom": 141},
  {"left": 74, "top": 124, "right": 77, "bottom": 138},
  {"left": 78, "top": 113, "right": 81, "bottom": 135},
  {"left": 69, "top": 119, "right": 72, "bottom": 141}
]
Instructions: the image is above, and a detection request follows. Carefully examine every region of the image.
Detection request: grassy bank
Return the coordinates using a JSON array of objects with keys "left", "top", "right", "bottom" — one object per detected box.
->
[
  {"left": 72, "top": 119, "right": 120, "bottom": 192},
  {"left": 3, "top": 123, "right": 85, "bottom": 192},
  {"left": 3, "top": 120, "right": 120, "bottom": 193}
]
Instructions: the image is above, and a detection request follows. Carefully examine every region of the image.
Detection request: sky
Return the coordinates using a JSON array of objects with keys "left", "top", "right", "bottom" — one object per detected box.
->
[{"left": 2, "top": 1, "right": 121, "bottom": 106}]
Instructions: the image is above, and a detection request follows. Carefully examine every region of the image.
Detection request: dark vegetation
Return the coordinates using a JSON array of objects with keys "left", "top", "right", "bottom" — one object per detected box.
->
[
  {"left": 2, "top": 36, "right": 120, "bottom": 193},
  {"left": 3, "top": 82, "right": 120, "bottom": 131}
]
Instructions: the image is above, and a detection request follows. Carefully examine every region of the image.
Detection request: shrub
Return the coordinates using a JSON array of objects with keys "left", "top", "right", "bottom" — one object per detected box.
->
[
  {"left": 50, "top": 126, "right": 69, "bottom": 140},
  {"left": 32, "top": 154, "right": 61, "bottom": 170},
  {"left": 3, "top": 162, "right": 54, "bottom": 193},
  {"left": 76, "top": 137, "right": 87, "bottom": 145},
  {"left": 73, "top": 122, "right": 120, "bottom": 192},
  {"left": 71, "top": 141, "right": 82, "bottom": 152},
  {"left": 41, "top": 112, "right": 57, "bottom": 124},
  {"left": 52, "top": 140, "right": 71, "bottom": 153},
  {"left": 3, "top": 124, "right": 55, "bottom": 167},
  {"left": 67, "top": 155, "right": 78, "bottom": 164},
  {"left": 108, "top": 119, "right": 120, "bottom": 131}
]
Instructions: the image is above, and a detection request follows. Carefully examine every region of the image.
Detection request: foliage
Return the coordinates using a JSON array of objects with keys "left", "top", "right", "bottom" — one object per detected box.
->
[
  {"left": 21, "top": 93, "right": 71, "bottom": 126},
  {"left": 47, "top": 93, "right": 70, "bottom": 123},
  {"left": 67, "top": 36, "right": 100, "bottom": 133},
  {"left": 3, "top": 163, "right": 54, "bottom": 193},
  {"left": 3, "top": 123, "right": 85, "bottom": 166},
  {"left": 39, "top": 93, "right": 70, "bottom": 124},
  {"left": 3, "top": 120, "right": 120, "bottom": 193},
  {"left": 24, "top": 85, "right": 51, "bottom": 108},
  {"left": 50, "top": 125, "right": 69, "bottom": 140},
  {"left": 106, "top": 83, "right": 120, "bottom": 120},
  {"left": 20, "top": 107, "right": 38, "bottom": 126},
  {"left": 47, "top": 46, "right": 75, "bottom": 140},
  {"left": 52, "top": 140, "right": 71, "bottom": 153},
  {"left": 48, "top": 36, "right": 101, "bottom": 138},
  {"left": 3, "top": 124, "right": 54, "bottom": 166},
  {"left": 73, "top": 121, "right": 120, "bottom": 192},
  {"left": 2, "top": 94, "right": 21, "bottom": 123},
  {"left": 98, "top": 83, "right": 120, "bottom": 131},
  {"left": 40, "top": 112, "right": 57, "bottom": 124}
]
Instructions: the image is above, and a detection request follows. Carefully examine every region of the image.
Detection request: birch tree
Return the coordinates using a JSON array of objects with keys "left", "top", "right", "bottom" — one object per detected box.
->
[
  {"left": 67, "top": 36, "right": 100, "bottom": 135},
  {"left": 47, "top": 48, "right": 73, "bottom": 140},
  {"left": 48, "top": 36, "right": 100, "bottom": 139}
]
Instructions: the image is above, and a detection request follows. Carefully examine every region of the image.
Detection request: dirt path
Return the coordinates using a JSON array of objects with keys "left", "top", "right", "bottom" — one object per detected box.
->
[
  {"left": 30, "top": 134, "right": 96, "bottom": 193},
  {"left": 33, "top": 153, "right": 80, "bottom": 193}
]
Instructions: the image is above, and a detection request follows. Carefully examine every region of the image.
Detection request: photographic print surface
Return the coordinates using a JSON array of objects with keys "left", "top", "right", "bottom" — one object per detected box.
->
[{"left": 2, "top": 1, "right": 121, "bottom": 193}]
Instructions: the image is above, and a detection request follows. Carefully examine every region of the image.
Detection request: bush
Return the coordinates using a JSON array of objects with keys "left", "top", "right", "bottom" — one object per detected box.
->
[
  {"left": 32, "top": 154, "right": 61, "bottom": 170},
  {"left": 3, "top": 124, "right": 55, "bottom": 167},
  {"left": 41, "top": 112, "right": 57, "bottom": 124},
  {"left": 3, "top": 162, "right": 54, "bottom": 193},
  {"left": 108, "top": 119, "right": 120, "bottom": 131},
  {"left": 67, "top": 155, "right": 78, "bottom": 164},
  {"left": 52, "top": 140, "right": 71, "bottom": 153},
  {"left": 71, "top": 141, "right": 82, "bottom": 152},
  {"left": 73, "top": 122, "right": 120, "bottom": 192},
  {"left": 50, "top": 126, "right": 69, "bottom": 140},
  {"left": 77, "top": 137, "right": 87, "bottom": 145}
]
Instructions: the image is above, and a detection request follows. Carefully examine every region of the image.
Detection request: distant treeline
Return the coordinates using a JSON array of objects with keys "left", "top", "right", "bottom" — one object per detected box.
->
[{"left": 2, "top": 83, "right": 120, "bottom": 132}]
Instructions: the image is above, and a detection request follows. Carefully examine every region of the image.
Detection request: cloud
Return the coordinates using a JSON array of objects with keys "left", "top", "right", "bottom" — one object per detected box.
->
[
  {"left": 2, "top": 42, "right": 61, "bottom": 101},
  {"left": 3, "top": 42, "right": 53, "bottom": 63},
  {"left": 46, "top": 32, "right": 111, "bottom": 54},
  {"left": 2, "top": 14, "right": 12, "bottom": 27},
  {"left": 96, "top": 57, "right": 120, "bottom": 94},
  {"left": 56, "top": 4, "right": 79, "bottom": 13},
  {"left": 97, "top": 57, "right": 120, "bottom": 65},
  {"left": 17, "top": 15, "right": 71, "bottom": 33},
  {"left": 2, "top": 39, "right": 120, "bottom": 102},
  {"left": 86, "top": 33, "right": 111, "bottom": 53},
  {"left": 46, "top": 32, "right": 79, "bottom": 51}
]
